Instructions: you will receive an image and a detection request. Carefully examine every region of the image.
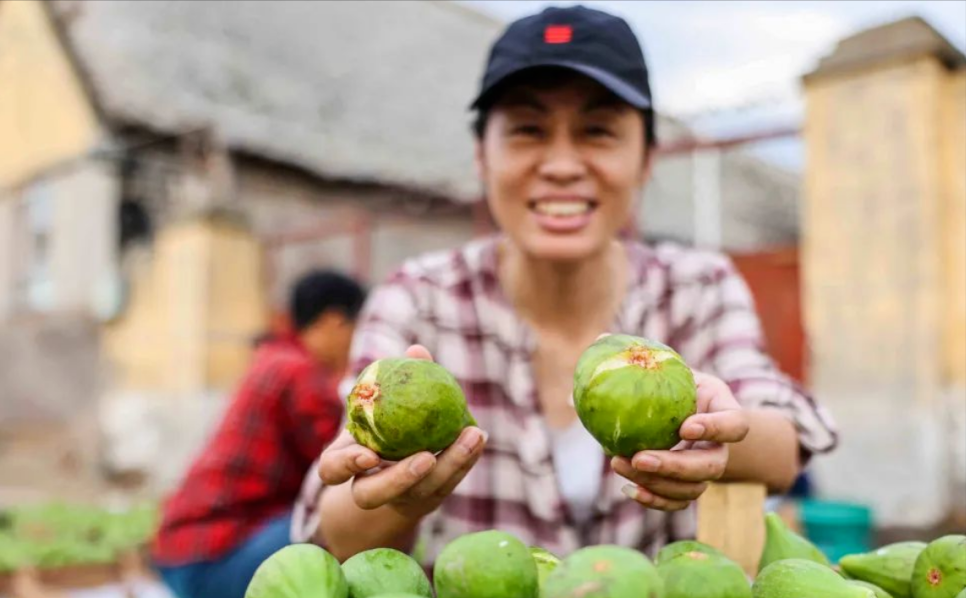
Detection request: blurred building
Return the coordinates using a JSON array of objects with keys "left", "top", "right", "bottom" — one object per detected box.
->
[
  {"left": 0, "top": 0, "right": 803, "bottom": 497},
  {"left": 0, "top": 0, "right": 503, "bottom": 498}
]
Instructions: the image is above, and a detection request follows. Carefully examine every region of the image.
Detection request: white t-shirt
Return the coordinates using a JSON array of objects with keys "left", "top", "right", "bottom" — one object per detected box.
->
[{"left": 550, "top": 419, "right": 605, "bottom": 525}]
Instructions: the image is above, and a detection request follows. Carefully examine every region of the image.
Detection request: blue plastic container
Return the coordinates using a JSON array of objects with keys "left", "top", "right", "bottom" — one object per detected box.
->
[{"left": 799, "top": 499, "right": 874, "bottom": 563}]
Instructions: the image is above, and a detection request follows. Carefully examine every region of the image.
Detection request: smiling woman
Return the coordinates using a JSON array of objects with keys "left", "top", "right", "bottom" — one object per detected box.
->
[{"left": 293, "top": 3, "right": 838, "bottom": 570}]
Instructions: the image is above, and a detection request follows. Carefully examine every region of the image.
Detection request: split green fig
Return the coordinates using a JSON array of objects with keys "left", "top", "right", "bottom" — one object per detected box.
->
[
  {"left": 347, "top": 358, "right": 476, "bottom": 461},
  {"left": 573, "top": 334, "right": 697, "bottom": 457}
]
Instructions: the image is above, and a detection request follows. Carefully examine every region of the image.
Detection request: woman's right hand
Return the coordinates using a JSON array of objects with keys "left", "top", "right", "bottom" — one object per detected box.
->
[{"left": 317, "top": 345, "right": 487, "bottom": 521}]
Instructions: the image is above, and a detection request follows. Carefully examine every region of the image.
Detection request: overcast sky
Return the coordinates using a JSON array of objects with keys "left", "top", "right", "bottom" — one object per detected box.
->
[{"left": 460, "top": 1, "right": 966, "bottom": 170}]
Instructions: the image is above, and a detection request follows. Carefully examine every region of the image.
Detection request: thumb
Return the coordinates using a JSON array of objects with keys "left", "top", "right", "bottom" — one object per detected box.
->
[
  {"left": 405, "top": 344, "right": 434, "bottom": 361},
  {"left": 680, "top": 410, "right": 749, "bottom": 444}
]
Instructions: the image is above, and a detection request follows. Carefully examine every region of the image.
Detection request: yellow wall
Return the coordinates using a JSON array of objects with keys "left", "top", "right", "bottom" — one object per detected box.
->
[
  {"left": 803, "top": 57, "right": 946, "bottom": 399},
  {"left": 205, "top": 219, "right": 270, "bottom": 389},
  {"left": 942, "top": 70, "right": 966, "bottom": 385},
  {"left": 0, "top": 0, "right": 100, "bottom": 188},
  {"left": 104, "top": 214, "right": 268, "bottom": 394}
]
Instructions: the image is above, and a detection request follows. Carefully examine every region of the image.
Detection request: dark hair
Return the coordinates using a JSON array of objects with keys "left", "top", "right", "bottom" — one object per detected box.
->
[
  {"left": 470, "top": 68, "right": 657, "bottom": 150},
  {"left": 289, "top": 269, "right": 366, "bottom": 331}
]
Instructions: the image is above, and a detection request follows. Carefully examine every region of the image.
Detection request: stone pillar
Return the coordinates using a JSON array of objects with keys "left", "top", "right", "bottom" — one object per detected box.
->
[
  {"left": 802, "top": 17, "right": 966, "bottom": 527},
  {"left": 941, "top": 68, "right": 966, "bottom": 520}
]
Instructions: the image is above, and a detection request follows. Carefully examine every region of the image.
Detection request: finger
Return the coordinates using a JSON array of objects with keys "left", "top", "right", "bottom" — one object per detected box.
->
[
  {"left": 679, "top": 410, "right": 749, "bottom": 443},
  {"left": 669, "top": 439, "right": 695, "bottom": 451},
  {"left": 407, "top": 427, "right": 487, "bottom": 500},
  {"left": 693, "top": 371, "right": 738, "bottom": 411},
  {"left": 630, "top": 445, "right": 728, "bottom": 482},
  {"left": 611, "top": 458, "right": 708, "bottom": 501},
  {"left": 351, "top": 452, "right": 436, "bottom": 510},
  {"left": 405, "top": 345, "right": 434, "bottom": 361},
  {"left": 318, "top": 433, "right": 382, "bottom": 486},
  {"left": 326, "top": 429, "right": 363, "bottom": 451},
  {"left": 620, "top": 485, "right": 691, "bottom": 511},
  {"left": 432, "top": 435, "right": 487, "bottom": 498}
]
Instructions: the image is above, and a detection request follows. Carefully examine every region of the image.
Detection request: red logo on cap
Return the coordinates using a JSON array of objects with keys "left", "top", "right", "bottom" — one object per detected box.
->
[{"left": 544, "top": 24, "right": 573, "bottom": 44}]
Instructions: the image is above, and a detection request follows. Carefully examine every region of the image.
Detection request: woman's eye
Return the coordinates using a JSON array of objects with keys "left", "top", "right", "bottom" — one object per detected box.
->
[
  {"left": 586, "top": 125, "right": 615, "bottom": 137},
  {"left": 510, "top": 124, "right": 544, "bottom": 137}
]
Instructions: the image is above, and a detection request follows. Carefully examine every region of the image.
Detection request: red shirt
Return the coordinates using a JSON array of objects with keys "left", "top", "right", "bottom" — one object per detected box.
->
[{"left": 152, "top": 335, "right": 343, "bottom": 565}]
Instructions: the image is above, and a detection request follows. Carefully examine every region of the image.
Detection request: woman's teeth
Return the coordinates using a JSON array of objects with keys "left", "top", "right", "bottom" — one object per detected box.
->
[{"left": 533, "top": 201, "right": 592, "bottom": 216}]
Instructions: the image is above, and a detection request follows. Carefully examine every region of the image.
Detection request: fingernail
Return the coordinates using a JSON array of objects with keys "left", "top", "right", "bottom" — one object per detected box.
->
[
  {"left": 355, "top": 453, "right": 379, "bottom": 470},
  {"left": 458, "top": 429, "right": 483, "bottom": 455},
  {"left": 686, "top": 423, "right": 706, "bottom": 437},
  {"left": 409, "top": 454, "right": 434, "bottom": 476},
  {"left": 634, "top": 455, "right": 661, "bottom": 473},
  {"left": 623, "top": 485, "right": 653, "bottom": 504}
]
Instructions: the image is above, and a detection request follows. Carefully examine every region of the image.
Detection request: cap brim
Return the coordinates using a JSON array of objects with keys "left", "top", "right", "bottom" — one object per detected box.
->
[{"left": 470, "top": 61, "right": 652, "bottom": 110}]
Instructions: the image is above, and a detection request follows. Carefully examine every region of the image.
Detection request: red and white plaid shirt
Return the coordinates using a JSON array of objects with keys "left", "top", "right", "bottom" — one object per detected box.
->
[{"left": 291, "top": 236, "right": 838, "bottom": 563}]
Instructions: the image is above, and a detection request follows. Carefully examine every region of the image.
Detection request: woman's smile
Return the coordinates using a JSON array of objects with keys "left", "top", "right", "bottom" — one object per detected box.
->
[{"left": 528, "top": 196, "right": 599, "bottom": 233}]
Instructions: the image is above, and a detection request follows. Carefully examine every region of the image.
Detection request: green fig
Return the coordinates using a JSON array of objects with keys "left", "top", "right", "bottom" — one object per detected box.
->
[
  {"left": 245, "top": 544, "right": 348, "bottom": 598},
  {"left": 912, "top": 535, "right": 966, "bottom": 598},
  {"left": 529, "top": 546, "right": 561, "bottom": 591},
  {"left": 347, "top": 358, "right": 476, "bottom": 460},
  {"left": 655, "top": 540, "right": 725, "bottom": 566},
  {"left": 753, "top": 559, "right": 876, "bottom": 598},
  {"left": 839, "top": 542, "right": 927, "bottom": 598},
  {"left": 758, "top": 512, "right": 831, "bottom": 573},
  {"left": 849, "top": 580, "right": 896, "bottom": 598},
  {"left": 542, "top": 545, "right": 664, "bottom": 598},
  {"left": 573, "top": 334, "right": 697, "bottom": 456},
  {"left": 657, "top": 550, "right": 751, "bottom": 598},
  {"left": 341, "top": 547, "right": 432, "bottom": 598},
  {"left": 433, "top": 530, "right": 538, "bottom": 598}
]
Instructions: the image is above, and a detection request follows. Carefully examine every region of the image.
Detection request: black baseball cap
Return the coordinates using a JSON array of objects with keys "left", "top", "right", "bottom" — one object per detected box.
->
[{"left": 471, "top": 5, "right": 655, "bottom": 139}]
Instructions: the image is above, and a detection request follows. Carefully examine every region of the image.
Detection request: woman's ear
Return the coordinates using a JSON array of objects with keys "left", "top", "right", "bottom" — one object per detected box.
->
[
  {"left": 474, "top": 138, "right": 487, "bottom": 183},
  {"left": 639, "top": 148, "right": 655, "bottom": 187}
]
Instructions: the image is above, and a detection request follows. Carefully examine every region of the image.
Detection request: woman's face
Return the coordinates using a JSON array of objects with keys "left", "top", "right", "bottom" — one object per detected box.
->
[{"left": 476, "top": 72, "right": 650, "bottom": 262}]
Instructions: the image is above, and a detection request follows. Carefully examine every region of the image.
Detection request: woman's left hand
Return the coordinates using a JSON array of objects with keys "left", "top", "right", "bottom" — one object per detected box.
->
[{"left": 611, "top": 371, "right": 751, "bottom": 511}]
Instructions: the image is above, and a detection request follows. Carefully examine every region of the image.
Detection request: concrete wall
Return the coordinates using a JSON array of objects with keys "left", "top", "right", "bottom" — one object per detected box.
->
[
  {"left": 0, "top": 314, "right": 101, "bottom": 423},
  {"left": 234, "top": 162, "right": 477, "bottom": 302},
  {"left": 642, "top": 150, "right": 800, "bottom": 252},
  {"left": 0, "top": 0, "right": 100, "bottom": 188},
  {"left": 50, "top": 162, "right": 120, "bottom": 315},
  {"left": 804, "top": 50, "right": 966, "bottom": 526},
  {"left": 1, "top": 161, "right": 120, "bottom": 318}
]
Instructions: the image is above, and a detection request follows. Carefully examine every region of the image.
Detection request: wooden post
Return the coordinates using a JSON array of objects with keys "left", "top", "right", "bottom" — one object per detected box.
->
[{"left": 696, "top": 482, "right": 767, "bottom": 577}]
